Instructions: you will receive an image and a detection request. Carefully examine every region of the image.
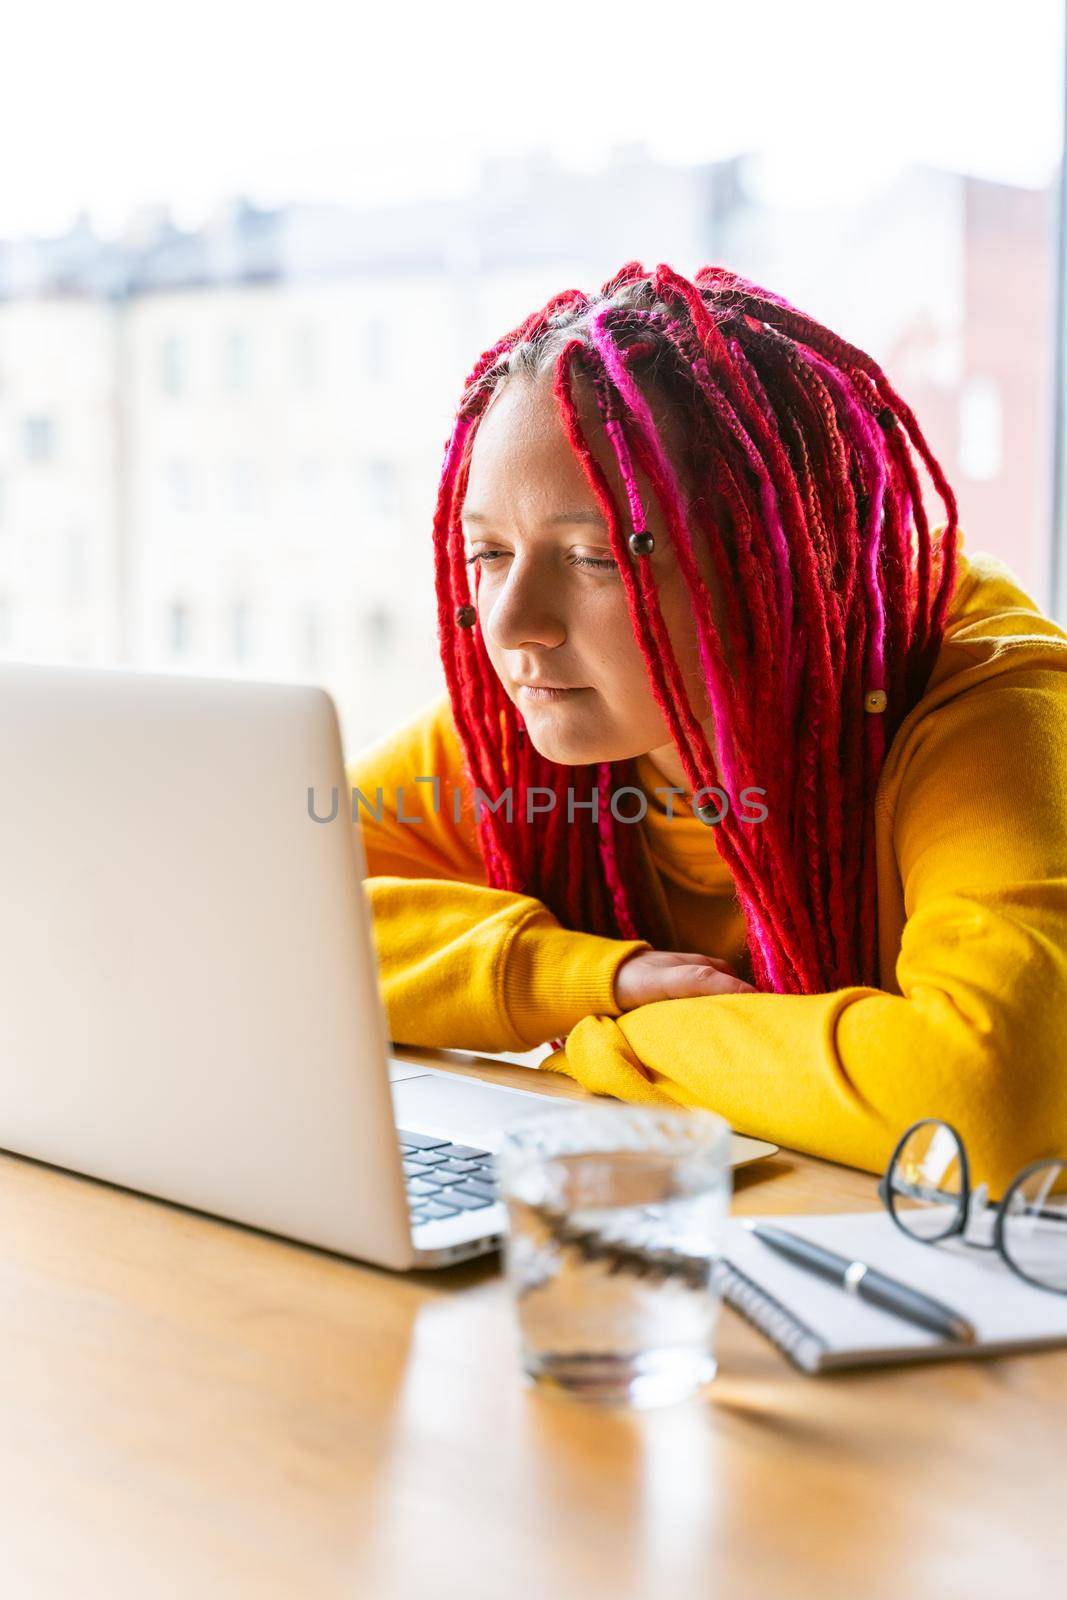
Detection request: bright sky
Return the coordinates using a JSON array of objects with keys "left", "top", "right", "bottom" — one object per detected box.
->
[{"left": 5, "top": 0, "right": 1063, "bottom": 239}]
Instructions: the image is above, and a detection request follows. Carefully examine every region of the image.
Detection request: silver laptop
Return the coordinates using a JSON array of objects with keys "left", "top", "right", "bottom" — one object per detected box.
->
[{"left": 0, "top": 662, "right": 777, "bottom": 1271}]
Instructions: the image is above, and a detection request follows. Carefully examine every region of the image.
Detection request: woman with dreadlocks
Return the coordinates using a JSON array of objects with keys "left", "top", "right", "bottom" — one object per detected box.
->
[{"left": 348, "top": 262, "right": 1067, "bottom": 1190}]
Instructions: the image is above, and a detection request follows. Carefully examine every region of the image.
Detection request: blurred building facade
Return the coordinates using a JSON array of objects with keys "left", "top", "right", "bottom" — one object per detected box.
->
[{"left": 0, "top": 150, "right": 1058, "bottom": 752}]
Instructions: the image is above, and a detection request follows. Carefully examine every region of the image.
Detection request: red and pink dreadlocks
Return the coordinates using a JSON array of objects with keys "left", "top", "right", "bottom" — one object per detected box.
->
[{"left": 432, "top": 262, "right": 960, "bottom": 995}]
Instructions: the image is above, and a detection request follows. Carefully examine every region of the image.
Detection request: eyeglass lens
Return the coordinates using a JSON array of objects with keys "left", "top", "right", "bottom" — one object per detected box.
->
[
  {"left": 887, "top": 1121, "right": 966, "bottom": 1242},
  {"left": 1001, "top": 1161, "right": 1067, "bottom": 1293}
]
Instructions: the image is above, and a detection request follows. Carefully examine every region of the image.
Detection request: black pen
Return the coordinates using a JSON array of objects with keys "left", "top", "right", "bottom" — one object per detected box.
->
[{"left": 742, "top": 1220, "right": 977, "bottom": 1343}]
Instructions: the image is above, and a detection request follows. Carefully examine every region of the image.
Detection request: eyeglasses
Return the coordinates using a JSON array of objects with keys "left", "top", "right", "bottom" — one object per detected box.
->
[{"left": 878, "top": 1118, "right": 1067, "bottom": 1296}]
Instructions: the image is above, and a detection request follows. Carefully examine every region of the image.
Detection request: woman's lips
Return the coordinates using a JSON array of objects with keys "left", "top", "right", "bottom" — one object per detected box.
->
[{"left": 517, "top": 685, "right": 587, "bottom": 702}]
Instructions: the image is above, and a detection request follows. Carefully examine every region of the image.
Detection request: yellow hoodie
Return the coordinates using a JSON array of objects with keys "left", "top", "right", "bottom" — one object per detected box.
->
[{"left": 346, "top": 536, "right": 1067, "bottom": 1190}]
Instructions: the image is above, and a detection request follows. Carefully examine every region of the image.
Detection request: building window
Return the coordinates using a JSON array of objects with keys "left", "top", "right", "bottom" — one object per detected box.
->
[
  {"left": 294, "top": 323, "right": 318, "bottom": 390},
  {"left": 959, "top": 375, "right": 1003, "bottom": 482},
  {"left": 167, "top": 460, "right": 194, "bottom": 513},
  {"left": 224, "top": 329, "right": 251, "bottom": 392},
  {"left": 300, "top": 609, "right": 322, "bottom": 671},
  {"left": 24, "top": 415, "right": 56, "bottom": 462},
  {"left": 225, "top": 461, "right": 259, "bottom": 515},
  {"left": 298, "top": 460, "right": 325, "bottom": 508},
  {"left": 365, "top": 457, "right": 397, "bottom": 517},
  {"left": 168, "top": 599, "right": 191, "bottom": 656},
  {"left": 67, "top": 529, "right": 87, "bottom": 599},
  {"left": 160, "top": 335, "right": 185, "bottom": 396},
  {"left": 365, "top": 605, "right": 394, "bottom": 655},
  {"left": 229, "top": 600, "right": 251, "bottom": 661},
  {"left": 362, "top": 318, "right": 388, "bottom": 384}
]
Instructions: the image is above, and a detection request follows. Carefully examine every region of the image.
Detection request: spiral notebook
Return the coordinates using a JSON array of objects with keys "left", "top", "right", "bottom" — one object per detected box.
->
[{"left": 716, "top": 1211, "right": 1067, "bottom": 1374}]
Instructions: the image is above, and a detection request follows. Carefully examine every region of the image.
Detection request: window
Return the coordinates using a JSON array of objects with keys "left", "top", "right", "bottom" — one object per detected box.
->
[
  {"left": 959, "top": 375, "right": 1003, "bottom": 481},
  {"left": 224, "top": 329, "right": 251, "bottom": 392},
  {"left": 67, "top": 529, "right": 87, "bottom": 599},
  {"left": 225, "top": 461, "right": 259, "bottom": 515},
  {"left": 0, "top": 2, "right": 1058, "bottom": 740},
  {"left": 365, "top": 605, "right": 395, "bottom": 655},
  {"left": 159, "top": 335, "right": 185, "bottom": 396},
  {"left": 362, "top": 318, "right": 388, "bottom": 384},
  {"left": 365, "top": 458, "right": 397, "bottom": 517},
  {"left": 300, "top": 609, "right": 322, "bottom": 671},
  {"left": 167, "top": 461, "right": 194, "bottom": 513},
  {"left": 229, "top": 599, "right": 250, "bottom": 661},
  {"left": 168, "top": 599, "right": 191, "bottom": 656},
  {"left": 294, "top": 322, "right": 318, "bottom": 389},
  {"left": 24, "top": 416, "right": 56, "bottom": 463},
  {"left": 297, "top": 460, "right": 325, "bottom": 508}
]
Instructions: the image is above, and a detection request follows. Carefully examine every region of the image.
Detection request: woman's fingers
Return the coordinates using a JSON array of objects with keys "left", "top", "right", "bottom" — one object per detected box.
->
[
  {"left": 668, "top": 952, "right": 737, "bottom": 973},
  {"left": 664, "top": 962, "right": 755, "bottom": 998},
  {"left": 613, "top": 948, "right": 756, "bottom": 1010}
]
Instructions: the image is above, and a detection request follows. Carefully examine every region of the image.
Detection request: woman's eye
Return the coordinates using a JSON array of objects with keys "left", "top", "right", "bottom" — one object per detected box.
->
[{"left": 464, "top": 549, "right": 617, "bottom": 572}]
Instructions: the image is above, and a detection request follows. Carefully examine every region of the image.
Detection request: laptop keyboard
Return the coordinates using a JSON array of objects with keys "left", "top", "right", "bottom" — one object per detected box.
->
[{"left": 396, "top": 1128, "right": 498, "bottom": 1225}]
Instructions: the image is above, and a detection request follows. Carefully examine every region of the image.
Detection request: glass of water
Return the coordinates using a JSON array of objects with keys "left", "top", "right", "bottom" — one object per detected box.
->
[{"left": 495, "top": 1103, "right": 732, "bottom": 1408}]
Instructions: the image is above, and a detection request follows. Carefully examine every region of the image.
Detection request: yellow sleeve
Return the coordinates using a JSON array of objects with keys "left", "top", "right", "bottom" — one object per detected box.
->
[
  {"left": 346, "top": 693, "right": 651, "bottom": 1053},
  {"left": 539, "top": 654, "right": 1067, "bottom": 1194}
]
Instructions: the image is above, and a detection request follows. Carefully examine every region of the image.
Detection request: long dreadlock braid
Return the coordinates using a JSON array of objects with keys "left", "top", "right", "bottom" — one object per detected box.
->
[{"left": 431, "top": 262, "right": 960, "bottom": 994}]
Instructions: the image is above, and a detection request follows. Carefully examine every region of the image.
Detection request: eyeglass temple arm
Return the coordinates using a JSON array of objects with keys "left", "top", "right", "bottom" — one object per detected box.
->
[
  {"left": 882, "top": 1175, "right": 960, "bottom": 1205},
  {"left": 882, "top": 1174, "right": 1067, "bottom": 1223}
]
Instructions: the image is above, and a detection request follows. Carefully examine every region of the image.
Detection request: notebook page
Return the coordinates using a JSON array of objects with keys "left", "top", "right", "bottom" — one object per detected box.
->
[{"left": 721, "top": 1211, "right": 1067, "bottom": 1361}]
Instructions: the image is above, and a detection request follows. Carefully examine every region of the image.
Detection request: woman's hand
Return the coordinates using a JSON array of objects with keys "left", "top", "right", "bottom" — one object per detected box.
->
[{"left": 613, "top": 949, "right": 757, "bottom": 1011}]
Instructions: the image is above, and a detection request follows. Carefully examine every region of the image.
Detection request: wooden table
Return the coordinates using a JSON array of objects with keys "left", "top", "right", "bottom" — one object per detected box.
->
[{"left": 0, "top": 1050, "right": 1061, "bottom": 1599}]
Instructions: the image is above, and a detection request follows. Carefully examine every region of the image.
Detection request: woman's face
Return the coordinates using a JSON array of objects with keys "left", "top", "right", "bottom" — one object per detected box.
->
[{"left": 459, "top": 369, "right": 723, "bottom": 788}]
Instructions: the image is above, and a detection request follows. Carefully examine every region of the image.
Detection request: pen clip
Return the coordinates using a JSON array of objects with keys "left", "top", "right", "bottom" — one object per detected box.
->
[{"left": 843, "top": 1261, "right": 868, "bottom": 1295}]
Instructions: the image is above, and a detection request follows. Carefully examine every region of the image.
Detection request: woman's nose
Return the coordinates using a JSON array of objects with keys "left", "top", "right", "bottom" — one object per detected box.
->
[{"left": 482, "top": 560, "right": 567, "bottom": 651}]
